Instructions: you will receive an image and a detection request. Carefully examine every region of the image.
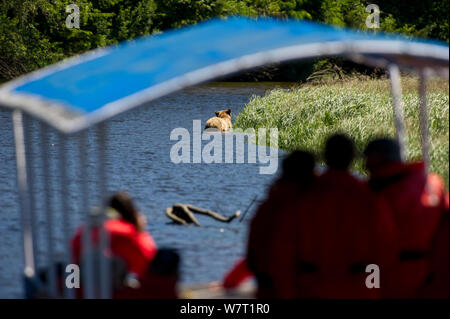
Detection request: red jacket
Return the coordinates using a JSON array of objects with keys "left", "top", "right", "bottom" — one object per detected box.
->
[
  {"left": 369, "top": 162, "right": 449, "bottom": 298},
  {"left": 419, "top": 213, "right": 449, "bottom": 299},
  {"left": 223, "top": 258, "right": 253, "bottom": 289},
  {"left": 71, "top": 219, "right": 157, "bottom": 278},
  {"left": 247, "top": 180, "right": 305, "bottom": 298},
  {"left": 271, "top": 170, "right": 398, "bottom": 299}
]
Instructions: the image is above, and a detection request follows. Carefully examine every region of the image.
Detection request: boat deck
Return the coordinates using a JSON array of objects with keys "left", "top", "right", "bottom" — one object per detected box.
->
[{"left": 178, "top": 281, "right": 256, "bottom": 299}]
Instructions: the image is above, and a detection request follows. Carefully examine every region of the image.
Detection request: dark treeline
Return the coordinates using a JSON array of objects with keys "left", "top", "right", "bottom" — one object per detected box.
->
[{"left": 0, "top": 0, "right": 448, "bottom": 81}]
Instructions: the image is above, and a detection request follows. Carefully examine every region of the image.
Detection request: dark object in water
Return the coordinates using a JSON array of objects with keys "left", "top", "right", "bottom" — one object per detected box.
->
[{"left": 165, "top": 203, "right": 240, "bottom": 226}]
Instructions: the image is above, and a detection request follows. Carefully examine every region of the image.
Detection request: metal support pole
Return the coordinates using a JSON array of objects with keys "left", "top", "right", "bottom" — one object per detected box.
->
[
  {"left": 58, "top": 133, "right": 75, "bottom": 299},
  {"left": 12, "top": 110, "right": 36, "bottom": 281},
  {"left": 418, "top": 71, "right": 430, "bottom": 173},
  {"left": 388, "top": 64, "right": 408, "bottom": 160},
  {"left": 23, "top": 114, "right": 39, "bottom": 271},
  {"left": 79, "top": 131, "right": 95, "bottom": 299},
  {"left": 40, "top": 121, "right": 58, "bottom": 297},
  {"left": 97, "top": 123, "right": 111, "bottom": 299},
  {"left": 23, "top": 114, "right": 42, "bottom": 296}
]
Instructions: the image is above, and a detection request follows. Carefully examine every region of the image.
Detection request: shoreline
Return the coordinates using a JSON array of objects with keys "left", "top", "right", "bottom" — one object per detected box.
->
[{"left": 234, "top": 77, "right": 449, "bottom": 187}]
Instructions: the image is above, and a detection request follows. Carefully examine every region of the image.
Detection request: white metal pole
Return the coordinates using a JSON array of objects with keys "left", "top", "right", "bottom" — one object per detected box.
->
[
  {"left": 40, "top": 121, "right": 58, "bottom": 297},
  {"left": 388, "top": 64, "right": 408, "bottom": 161},
  {"left": 418, "top": 71, "right": 430, "bottom": 173},
  {"left": 79, "top": 131, "right": 95, "bottom": 299},
  {"left": 12, "top": 110, "right": 36, "bottom": 282},
  {"left": 23, "top": 114, "right": 41, "bottom": 294},
  {"left": 97, "top": 123, "right": 111, "bottom": 299},
  {"left": 23, "top": 114, "right": 39, "bottom": 270},
  {"left": 58, "top": 133, "right": 75, "bottom": 299}
]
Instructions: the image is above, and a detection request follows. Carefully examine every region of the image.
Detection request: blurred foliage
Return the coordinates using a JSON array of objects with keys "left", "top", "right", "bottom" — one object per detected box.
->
[{"left": 0, "top": 0, "right": 448, "bottom": 80}]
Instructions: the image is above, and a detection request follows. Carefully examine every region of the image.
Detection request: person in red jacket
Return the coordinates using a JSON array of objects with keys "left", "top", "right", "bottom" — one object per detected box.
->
[
  {"left": 364, "top": 138, "right": 449, "bottom": 298},
  {"left": 71, "top": 192, "right": 158, "bottom": 285},
  {"left": 247, "top": 150, "right": 316, "bottom": 298},
  {"left": 419, "top": 213, "right": 449, "bottom": 299},
  {"left": 271, "top": 134, "right": 397, "bottom": 298},
  {"left": 115, "top": 248, "right": 180, "bottom": 299},
  {"left": 222, "top": 258, "right": 253, "bottom": 290}
]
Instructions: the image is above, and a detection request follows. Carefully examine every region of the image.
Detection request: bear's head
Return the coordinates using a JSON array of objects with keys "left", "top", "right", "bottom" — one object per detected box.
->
[{"left": 215, "top": 108, "right": 231, "bottom": 119}]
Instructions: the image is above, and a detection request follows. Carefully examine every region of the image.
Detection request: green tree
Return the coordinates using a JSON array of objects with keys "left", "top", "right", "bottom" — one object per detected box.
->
[{"left": 0, "top": 0, "right": 448, "bottom": 81}]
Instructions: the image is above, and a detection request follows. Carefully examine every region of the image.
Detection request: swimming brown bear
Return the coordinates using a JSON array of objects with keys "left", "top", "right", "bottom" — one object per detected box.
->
[{"left": 205, "top": 108, "right": 232, "bottom": 132}]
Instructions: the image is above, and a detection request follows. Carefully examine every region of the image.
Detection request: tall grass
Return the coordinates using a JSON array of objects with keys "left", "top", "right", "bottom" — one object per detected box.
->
[{"left": 234, "top": 78, "right": 449, "bottom": 187}]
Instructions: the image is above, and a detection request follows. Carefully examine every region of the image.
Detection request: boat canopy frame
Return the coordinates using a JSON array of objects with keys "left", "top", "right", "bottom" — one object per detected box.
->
[{"left": 0, "top": 16, "right": 448, "bottom": 298}]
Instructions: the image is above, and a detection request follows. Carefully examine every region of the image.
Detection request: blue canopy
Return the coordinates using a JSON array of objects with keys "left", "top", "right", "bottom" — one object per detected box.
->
[{"left": 0, "top": 16, "right": 448, "bottom": 134}]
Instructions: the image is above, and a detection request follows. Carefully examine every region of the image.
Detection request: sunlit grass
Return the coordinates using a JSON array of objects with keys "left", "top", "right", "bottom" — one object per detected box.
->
[{"left": 235, "top": 77, "right": 449, "bottom": 187}]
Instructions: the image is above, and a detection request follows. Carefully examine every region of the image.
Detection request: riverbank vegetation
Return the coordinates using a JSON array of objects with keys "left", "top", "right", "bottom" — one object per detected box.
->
[
  {"left": 234, "top": 77, "right": 449, "bottom": 186},
  {"left": 1, "top": 0, "right": 448, "bottom": 81}
]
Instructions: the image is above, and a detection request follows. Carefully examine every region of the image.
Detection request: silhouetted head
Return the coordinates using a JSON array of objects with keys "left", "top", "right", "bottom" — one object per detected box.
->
[
  {"left": 364, "top": 138, "right": 402, "bottom": 173},
  {"left": 325, "top": 134, "right": 355, "bottom": 170},
  {"left": 149, "top": 248, "right": 180, "bottom": 278},
  {"left": 281, "top": 150, "right": 315, "bottom": 184},
  {"left": 108, "top": 191, "right": 141, "bottom": 231}
]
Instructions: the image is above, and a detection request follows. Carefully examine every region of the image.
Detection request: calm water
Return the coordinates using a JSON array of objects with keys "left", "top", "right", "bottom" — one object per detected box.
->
[{"left": 0, "top": 82, "right": 292, "bottom": 298}]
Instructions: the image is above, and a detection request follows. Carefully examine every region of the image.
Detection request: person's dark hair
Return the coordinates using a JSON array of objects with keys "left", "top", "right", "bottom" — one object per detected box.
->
[
  {"left": 281, "top": 150, "right": 315, "bottom": 184},
  {"left": 324, "top": 134, "right": 355, "bottom": 170},
  {"left": 109, "top": 191, "right": 141, "bottom": 231},
  {"left": 364, "top": 138, "right": 401, "bottom": 163}
]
